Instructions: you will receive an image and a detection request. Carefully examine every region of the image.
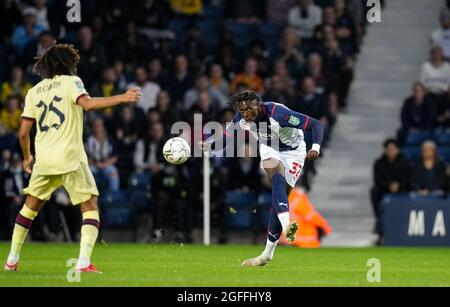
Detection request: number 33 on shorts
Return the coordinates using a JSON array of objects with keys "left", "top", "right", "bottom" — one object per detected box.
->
[{"left": 289, "top": 162, "right": 302, "bottom": 179}]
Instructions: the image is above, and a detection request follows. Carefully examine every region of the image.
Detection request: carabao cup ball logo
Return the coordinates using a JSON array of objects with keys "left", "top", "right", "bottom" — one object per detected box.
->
[{"left": 163, "top": 137, "right": 191, "bottom": 165}]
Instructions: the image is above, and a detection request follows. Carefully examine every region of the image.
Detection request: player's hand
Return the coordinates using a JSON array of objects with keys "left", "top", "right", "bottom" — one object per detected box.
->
[
  {"left": 123, "top": 87, "right": 142, "bottom": 103},
  {"left": 23, "top": 156, "right": 34, "bottom": 174},
  {"left": 306, "top": 150, "right": 320, "bottom": 161},
  {"left": 198, "top": 141, "right": 211, "bottom": 152}
]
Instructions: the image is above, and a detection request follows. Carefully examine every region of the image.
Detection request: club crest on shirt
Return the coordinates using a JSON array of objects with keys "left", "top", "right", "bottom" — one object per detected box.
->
[
  {"left": 288, "top": 116, "right": 300, "bottom": 126},
  {"left": 75, "top": 81, "right": 85, "bottom": 92}
]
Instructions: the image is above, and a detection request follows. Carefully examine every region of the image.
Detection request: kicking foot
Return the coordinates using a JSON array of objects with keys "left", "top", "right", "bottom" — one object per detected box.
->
[
  {"left": 241, "top": 255, "right": 271, "bottom": 267},
  {"left": 76, "top": 264, "right": 102, "bottom": 274},
  {"left": 285, "top": 220, "right": 299, "bottom": 243},
  {"left": 4, "top": 262, "right": 19, "bottom": 272}
]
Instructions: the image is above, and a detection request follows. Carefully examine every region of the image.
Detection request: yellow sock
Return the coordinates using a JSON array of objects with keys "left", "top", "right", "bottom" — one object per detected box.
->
[
  {"left": 8, "top": 205, "right": 38, "bottom": 264},
  {"left": 77, "top": 211, "right": 100, "bottom": 269}
]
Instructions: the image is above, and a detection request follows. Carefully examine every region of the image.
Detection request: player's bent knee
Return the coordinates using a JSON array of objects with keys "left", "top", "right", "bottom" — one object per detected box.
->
[{"left": 80, "top": 196, "right": 99, "bottom": 213}]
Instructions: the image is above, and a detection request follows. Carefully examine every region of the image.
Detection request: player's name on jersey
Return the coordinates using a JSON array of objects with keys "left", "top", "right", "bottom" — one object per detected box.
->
[{"left": 36, "top": 81, "right": 62, "bottom": 94}]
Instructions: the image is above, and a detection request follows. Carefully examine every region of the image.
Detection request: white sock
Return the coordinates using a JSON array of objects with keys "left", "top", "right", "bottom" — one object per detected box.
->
[
  {"left": 261, "top": 239, "right": 278, "bottom": 260},
  {"left": 7, "top": 254, "right": 19, "bottom": 265},
  {"left": 76, "top": 257, "right": 90, "bottom": 270},
  {"left": 278, "top": 212, "right": 290, "bottom": 234}
]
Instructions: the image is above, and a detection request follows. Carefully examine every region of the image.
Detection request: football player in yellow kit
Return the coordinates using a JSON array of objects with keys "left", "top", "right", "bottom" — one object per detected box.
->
[{"left": 4, "top": 43, "right": 141, "bottom": 273}]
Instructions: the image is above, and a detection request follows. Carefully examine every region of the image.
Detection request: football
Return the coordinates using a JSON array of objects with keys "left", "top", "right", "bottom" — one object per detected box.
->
[{"left": 163, "top": 137, "right": 191, "bottom": 165}]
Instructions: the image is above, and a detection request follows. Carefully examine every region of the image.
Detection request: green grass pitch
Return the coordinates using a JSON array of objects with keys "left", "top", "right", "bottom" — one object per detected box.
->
[{"left": 0, "top": 243, "right": 449, "bottom": 287}]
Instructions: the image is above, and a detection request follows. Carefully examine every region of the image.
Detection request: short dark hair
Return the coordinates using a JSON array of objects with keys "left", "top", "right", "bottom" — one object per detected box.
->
[
  {"left": 33, "top": 43, "right": 80, "bottom": 79},
  {"left": 383, "top": 138, "right": 399, "bottom": 149},
  {"left": 229, "top": 91, "right": 260, "bottom": 109}
]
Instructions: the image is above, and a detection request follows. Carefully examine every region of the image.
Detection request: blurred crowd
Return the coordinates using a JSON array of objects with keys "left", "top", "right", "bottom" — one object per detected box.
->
[
  {"left": 0, "top": 0, "right": 370, "bottom": 243},
  {"left": 371, "top": 4, "right": 450, "bottom": 245}
]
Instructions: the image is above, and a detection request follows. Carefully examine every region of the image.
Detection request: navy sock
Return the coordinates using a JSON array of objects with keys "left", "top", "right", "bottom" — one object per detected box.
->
[
  {"left": 272, "top": 173, "right": 289, "bottom": 215},
  {"left": 268, "top": 210, "right": 282, "bottom": 243}
]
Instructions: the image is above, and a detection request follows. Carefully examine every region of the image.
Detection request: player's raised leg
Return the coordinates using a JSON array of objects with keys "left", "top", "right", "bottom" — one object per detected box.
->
[
  {"left": 76, "top": 196, "right": 101, "bottom": 273},
  {"left": 4, "top": 196, "right": 45, "bottom": 271}
]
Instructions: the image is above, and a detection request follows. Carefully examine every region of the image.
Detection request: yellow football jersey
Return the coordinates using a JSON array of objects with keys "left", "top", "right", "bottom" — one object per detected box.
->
[{"left": 22, "top": 75, "right": 89, "bottom": 175}]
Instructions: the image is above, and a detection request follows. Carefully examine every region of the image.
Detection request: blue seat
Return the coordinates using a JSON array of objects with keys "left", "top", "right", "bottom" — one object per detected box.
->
[
  {"left": 401, "top": 146, "right": 421, "bottom": 162},
  {"left": 226, "top": 191, "right": 256, "bottom": 230},
  {"left": 128, "top": 172, "right": 151, "bottom": 191},
  {"left": 256, "top": 192, "right": 272, "bottom": 228},
  {"left": 101, "top": 190, "right": 133, "bottom": 228},
  {"left": 226, "top": 22, "right": 258, "bottom": 49},
  {"left": 435, "top": 132, "right": 450, "bottom": 145},
  {"left": 438, "top": 147, "right": 450, "bottom": 163},
  {"left": 405, "top": 131, "right": 433, "bottom": 146},
  {"left": 130, "top": 190, "right": 152, "bottom": 210},
  {"left": 259, "top": 22, "right": 283, "bottom": 55}
]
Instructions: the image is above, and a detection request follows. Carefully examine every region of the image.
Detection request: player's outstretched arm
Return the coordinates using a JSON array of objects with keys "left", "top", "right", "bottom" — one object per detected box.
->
[
  {"left": 77, "top": 87, "right": 142, "bottom": 111},
  {"left": 18, "top": 117, "right": 35, "bottom": 174}
]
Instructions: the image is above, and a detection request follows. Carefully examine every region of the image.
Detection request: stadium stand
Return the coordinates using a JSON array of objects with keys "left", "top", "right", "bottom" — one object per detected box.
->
[{"left": 0, "top": 0, "right": 368, "bottom": 244}]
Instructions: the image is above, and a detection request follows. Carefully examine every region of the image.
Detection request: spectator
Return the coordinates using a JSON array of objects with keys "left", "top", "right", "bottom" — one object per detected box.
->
[
  {"left": 11, "top": 7, "right": 46, "bottom": 55},
  {"left": 293, "top": 76, "right": 333, "bottom": 131},
  {"left": 31, "top": 0, "right": 50, "bottom": 30},
  {"left": 399, "top": 82, "right": 436, "bottom": 141},
  {"left": 1, "top": 153, "right": 28, "bottom": 234},
  {"left": 189, "top": 91, "right": 217, "bottom": 123},
  {"left": 225, "top": 0, "right": 265, "bottom": 24},
  {"left": 266, "top": 0, "right": 297, "bottom": 25},
  {"left": 170, "top": 0, "right": 203, "bottom": 16},
  {"left": 0, "top": 65, "right": 32, "bottom": 104},
  {"left": 272, "top": 59, "right": 296, "bottom": 96},
  {"left": 420, "top": 46, "right": 450, "bottom": 95},
  {"left": 113, "top": 59, "right": 128, "bottom": 92},
  {"left": 436, "top": 84, "right": 450, "bottom": 129},
  {"left": 288, "top": 0, "right": 323, "bottom": 40},
  {"left": 231, "top": 57, "right": 264, "bottom": 94},
  {"left": 272, "top": 27, "right": 306, "bottom": 78},
  {"left": 0, "top": 0, "right": 22, "bottom": 44},
  {"left": 370, "top": 139, "right": 410, "bottom": 239},
  {"left": 263, "top": 75, "right": 294, "bottom": 106},
  {"left": 86, "top": 118, "right": 120, "bottom": 191},
  {"left": 163, "top": 54, "right": 194, "bottom": 106},
  {"left": 113, "top": 106, "right": 142, "bottom": 182},
  {"left": 21, "top": 30, "right": 54, "bottom": 71},
  {"left": 149, "top": 91, "right": 180, "bottom": 135},
  {"left": 0, "top": 95, "right": 22, "bottom": 132},
  {"left": 133, "top": 122, "right": 166, "bottom": 174},
  {"left": 90, "top": 66, "right": 122, "bottom": 119},
  {"left": 147, "top": 57, "right": 164, "bottom": 86},
  {"left": 209, "top": 63, "right": 231, "bottom": 100},
  {"left": 184, "top": 75, "right": 226, "bottom": 111},
  {"left": 133, "top": 0, "right": 172, "bottom": 39},
  {"left": 411, "top": 141, "right": 447, "bottom": 196},
  {"left": 128, "top": 66, "right": 161, "bottom": 113},
  {"left": 76, "top": 25, "right": 107, "bottom": 89},
  {"left": 430, "top": 8, "right": 450, "bottom": 60}
]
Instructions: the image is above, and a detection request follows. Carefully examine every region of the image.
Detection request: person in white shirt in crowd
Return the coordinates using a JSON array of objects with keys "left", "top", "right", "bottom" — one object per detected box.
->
[
  {"left": 431, "top": 8, "right": 450, "bottom": 60},
  {"left": 183, "top": 74, "right": 227, "bottom": 111},
  {"left": 288, "top": 0, "right": 322, "bottom": 40},
  {"left": 420, "top": 45, "right": 450, "bottom": 95},
  {"left": 128, "top": 66, "right": 161, "bottom": 112}
]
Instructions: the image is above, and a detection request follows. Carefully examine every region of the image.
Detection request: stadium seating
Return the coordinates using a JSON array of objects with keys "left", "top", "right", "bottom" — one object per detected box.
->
[
  {"left": 438, "top": 147, "right": 450, "bottom": 163},
  {"left": 401, "top": 146, "right": 422, "bottom": 162},
  {"left": 225, "top": 191, "right": 256, "bottom": 230},
  {"left": 128, "top": 172, "right": 151, "bottom": 191},
  {"left": 259, "top": 22, "right": 283, "bottom": 56},
  {"left": 256, "top": 192, "right": 272, "bottom": 229},
  {"left": 226, "top": 22, "right": 259, "bottom": 50},
  {"left": 404, "top": 131, "right": 433, "bottom": 146},
  {"left": 434, "top": 131, "right": 450, "bottom": 146},
  {"left": 100, "top": 190, "right": 133, "bottom": 228}
]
